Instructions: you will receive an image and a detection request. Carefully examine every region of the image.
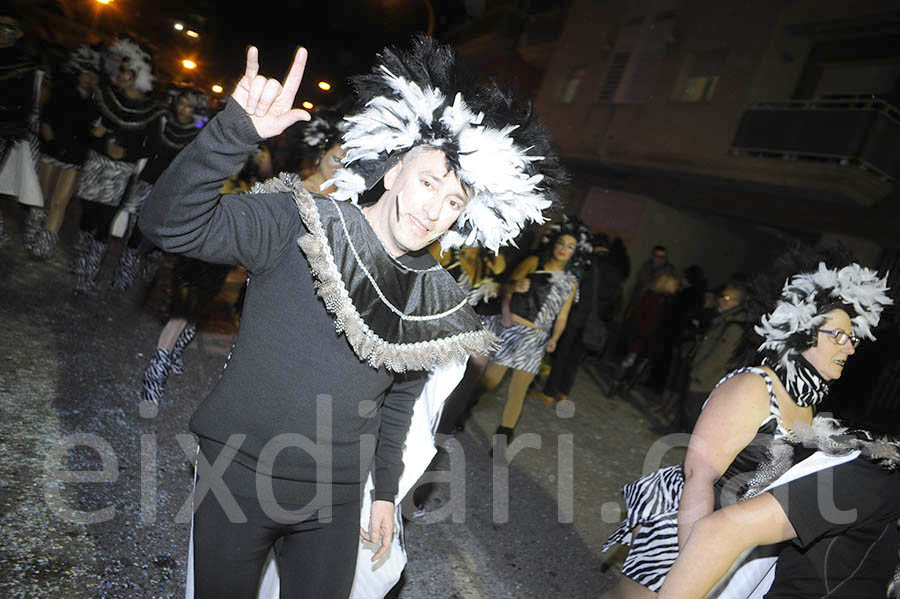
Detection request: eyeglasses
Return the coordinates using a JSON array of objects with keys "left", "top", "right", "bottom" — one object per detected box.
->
[{"left": 819, "top": 329, "right": 860, "bottom": 348}]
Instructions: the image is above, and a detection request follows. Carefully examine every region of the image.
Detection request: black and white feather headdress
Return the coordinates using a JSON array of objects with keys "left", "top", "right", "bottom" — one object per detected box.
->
[
  {"left": 104, "top": 38, "right": 154, "bottom": 93},
  {"left": 755, "top": 262, "right": 892, "bottom": 382},
  {"left": 300, "top": 109, "right": 347, "bottom": 153},
  {"left": 65, "top": 45, "right": 101, "bottom": 75},
  {"left": 326, "top": 35, "right": 566, "bottom": 253}
]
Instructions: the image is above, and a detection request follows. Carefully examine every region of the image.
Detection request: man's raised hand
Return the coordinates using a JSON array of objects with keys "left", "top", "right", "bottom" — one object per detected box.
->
[{"left": 233, "top": 46, "right": 310, "bottom": 139}]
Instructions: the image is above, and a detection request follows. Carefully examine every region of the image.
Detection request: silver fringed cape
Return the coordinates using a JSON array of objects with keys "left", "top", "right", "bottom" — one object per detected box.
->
[{"left": 252, "top": 173, "right": 498, "bottom": 373}]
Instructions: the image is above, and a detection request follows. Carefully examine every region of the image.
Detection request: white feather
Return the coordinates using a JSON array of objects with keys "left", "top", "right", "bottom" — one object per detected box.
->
[{"left": 331, "top": 63, "right": 552, "bottom": 251}]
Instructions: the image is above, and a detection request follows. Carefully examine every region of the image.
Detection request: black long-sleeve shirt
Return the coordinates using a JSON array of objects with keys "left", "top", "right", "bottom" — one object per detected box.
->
[{"left": 139, "top": 99, "right": 425, "bottom": 502}]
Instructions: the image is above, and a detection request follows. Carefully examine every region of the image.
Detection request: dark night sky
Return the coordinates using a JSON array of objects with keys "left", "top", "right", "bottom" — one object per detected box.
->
[{"left": 199, "top": 0, "right": 474, "bottom": 109}]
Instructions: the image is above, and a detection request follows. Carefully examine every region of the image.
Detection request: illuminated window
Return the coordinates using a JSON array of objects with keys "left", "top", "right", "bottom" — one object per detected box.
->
[
  {"left": 556, "top": 67, "right": 586, "bottom": 104},
  {"left": 675, "top": 50, "right": 727, "bottom": 103}
]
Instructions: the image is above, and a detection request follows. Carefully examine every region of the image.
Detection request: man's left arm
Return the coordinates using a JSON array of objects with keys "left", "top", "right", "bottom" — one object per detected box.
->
[{"left": 362, "top": 372, "right": 428, "bottom": 560}]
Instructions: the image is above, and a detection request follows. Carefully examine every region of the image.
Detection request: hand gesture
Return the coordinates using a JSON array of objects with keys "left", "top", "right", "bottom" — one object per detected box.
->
[
  {"left": 513, "top": 278, "right": 531, "bottom": 294},
  {"left": 233, "top": 46, "right": 310, "bottom": 139},
  {"left": 360, "top": 499, "right": 394, "bottom": 561}
]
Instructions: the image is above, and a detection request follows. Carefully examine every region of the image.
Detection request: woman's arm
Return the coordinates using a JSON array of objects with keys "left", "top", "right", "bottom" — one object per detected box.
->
[
  {"left": 677, "top": 373, "right": 771, "bottom": 549},
  {"left": 547, "top": 282, "right": 577, "bottom": 353}
]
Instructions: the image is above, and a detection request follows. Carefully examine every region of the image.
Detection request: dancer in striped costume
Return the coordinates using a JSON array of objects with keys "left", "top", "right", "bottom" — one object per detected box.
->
[
  {"left": 111, "top": 87, "right": 207, "bottom": 290},
  {"left": 600, "top": 257, "right": 891, "bottom": 597},
  {"left": 70, "top": 38, "right": 159, "bottom": 292},
  {"left": 478, "top": 216, "right": 591, "bottom": 455}
]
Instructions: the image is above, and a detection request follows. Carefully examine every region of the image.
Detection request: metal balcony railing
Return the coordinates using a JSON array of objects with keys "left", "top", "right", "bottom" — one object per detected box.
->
[{"left": 731, "top": 95, "right": 900, "bottom": 183}]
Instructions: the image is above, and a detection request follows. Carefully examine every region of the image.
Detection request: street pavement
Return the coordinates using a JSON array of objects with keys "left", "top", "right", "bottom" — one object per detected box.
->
[{"left": 1, "top": 201, "right": 685, "bottom": 598}]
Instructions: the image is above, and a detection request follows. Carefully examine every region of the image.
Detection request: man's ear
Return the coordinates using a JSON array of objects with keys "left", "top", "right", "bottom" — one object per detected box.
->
[{"left": 383, "top": 158, "right": 403, "bottom": 191}]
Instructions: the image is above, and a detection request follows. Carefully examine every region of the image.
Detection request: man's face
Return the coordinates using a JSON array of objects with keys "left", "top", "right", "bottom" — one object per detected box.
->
[
  {"left": 652, "top": 249, "right": 666, "bottom": 267},
  {"left": 376, "top": 147, "right": 468, "bottom": 255},
  {"left": 117, "top": 64, "right": 135, "bottom": 89},
  {"left": 0, "top": 18, "right": 23, "bottom": 48},
  {"left": 175, "top": 96, "right": 195, "bottom": 124},
  {"left": 77, "top": 70, "right": 98, "bottom": 92},
  {"left": 717, "top": 287, "right": 743, "bottom": 312}
]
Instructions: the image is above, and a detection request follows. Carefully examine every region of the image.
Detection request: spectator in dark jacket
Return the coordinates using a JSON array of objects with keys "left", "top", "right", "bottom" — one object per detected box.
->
[
  {"left": 679, "top": 278, "right": 748, "bottom": 430},
  {"left": 613, "top": 270, "right": 680, "bottom": 396},
  {"left": 623, "top": 244, "right": 675, "bottom": 319}
]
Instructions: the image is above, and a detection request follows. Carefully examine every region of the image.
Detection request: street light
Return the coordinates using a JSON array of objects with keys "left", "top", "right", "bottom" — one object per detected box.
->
[
  {"left": 302, "top": 101, "right": 314, "bottom": 110},
  {"left": 211, "top": 84, "right": 223, "bottom": 94},
  {"left": 182, "top": 59, "right": 197, "bottom": 70},
  {"left": 95, "top": 0, "right": 113, "bottom": 4},
  {"left": 174, "top": 23, "right": 184, "bottom": 31},
  {"left": 317, "top": 81, "right": 331, "bottom": 91},
  {"left": 186, "top": 30, "right": 200, "bottom": 38}
]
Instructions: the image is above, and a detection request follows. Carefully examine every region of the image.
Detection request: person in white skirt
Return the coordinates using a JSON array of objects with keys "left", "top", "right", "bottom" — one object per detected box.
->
[{"left": 30, "top": 45, "right": 101, "bottom": 259}]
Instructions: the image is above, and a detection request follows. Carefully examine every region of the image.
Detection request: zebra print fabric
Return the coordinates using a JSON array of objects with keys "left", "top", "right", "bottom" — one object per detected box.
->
[
  {"left": 776, "top": 354, "right": 829, "bottom": 407},
  {"left": 532, "top": 270, "right": 577, "bottom": 330},
  {"left": 121, "top": 178, "right": 153, "bottom": 214},
  {"left": 482, "top": 316, "right": 549, "bottom": 374},
  {"left": 75, "top": 150, "right": 134, "bottom": 206},
  {"left": 40, "top": 153, "right": 80, "bottom": 171},
  {"left": 603, "top": 367, "right": 790, "bottom": 591},
  {"left": 602, "top": 464, "right": 684, "bottom": 591}
]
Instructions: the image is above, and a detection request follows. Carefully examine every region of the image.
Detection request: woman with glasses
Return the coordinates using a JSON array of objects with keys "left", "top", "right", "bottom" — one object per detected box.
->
[{"left": 599, "top": 255, "right": 892, "bottom": 599}]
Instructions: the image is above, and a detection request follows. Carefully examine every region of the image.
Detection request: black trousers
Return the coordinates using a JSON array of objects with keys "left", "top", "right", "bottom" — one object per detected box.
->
[
  {"left": 192, "top": 445, "right": 362, "bottom": 599},
  {"left": 77, "top": 201, "right": 118, "bottom": 242},
  {"left": 544, "top": 323, "right": 587, "bottom": 397}
]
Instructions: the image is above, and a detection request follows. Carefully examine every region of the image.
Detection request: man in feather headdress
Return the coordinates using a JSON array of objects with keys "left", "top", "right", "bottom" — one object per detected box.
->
[{"left": 140, "top": 37, "right": 565, "bottom": 598}]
